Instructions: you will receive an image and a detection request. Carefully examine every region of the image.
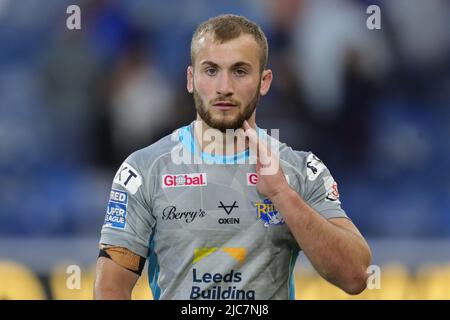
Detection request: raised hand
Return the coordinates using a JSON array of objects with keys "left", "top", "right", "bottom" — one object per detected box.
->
[{"left": 242, "top": 120, "right": 290, "bottom": 199}]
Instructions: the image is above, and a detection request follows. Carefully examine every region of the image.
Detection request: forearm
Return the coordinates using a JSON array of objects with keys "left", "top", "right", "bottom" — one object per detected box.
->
[
  {"left": 270, "top": 188, "right": 371, "bottom": 294},
  {"left": 94, "top": 281, "right": 132, "bottom": 300}
]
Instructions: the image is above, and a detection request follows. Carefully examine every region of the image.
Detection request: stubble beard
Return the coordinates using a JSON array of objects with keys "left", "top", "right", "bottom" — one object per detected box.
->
[{"left": 193, "top": 84, "right": 260, "bottom": 133}]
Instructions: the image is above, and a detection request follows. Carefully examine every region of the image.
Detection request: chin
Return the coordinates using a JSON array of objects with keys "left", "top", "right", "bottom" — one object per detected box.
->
[
  {"left": 207, "top": 115, "right": 241, "bottom": 131},
  {"left": 215, "top": 121, "right": 244, "bottom": 132}
]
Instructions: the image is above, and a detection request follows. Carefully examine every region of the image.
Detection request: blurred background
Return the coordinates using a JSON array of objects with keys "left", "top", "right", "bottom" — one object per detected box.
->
[{"left": 1, "top": 0, "right": 450, "bottom": 299}]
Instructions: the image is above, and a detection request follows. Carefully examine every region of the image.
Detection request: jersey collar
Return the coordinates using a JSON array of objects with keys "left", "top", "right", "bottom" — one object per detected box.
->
[{"left": 178, "top": 121, "right": 267, "bottom": 165}]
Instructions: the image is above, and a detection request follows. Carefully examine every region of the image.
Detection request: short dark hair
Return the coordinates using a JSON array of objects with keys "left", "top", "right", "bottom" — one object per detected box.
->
[{"left": 191, "top": 14, "right": 269, "bottom": 72}]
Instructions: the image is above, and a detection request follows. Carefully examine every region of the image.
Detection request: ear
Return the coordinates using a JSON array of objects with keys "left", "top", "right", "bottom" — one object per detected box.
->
[
  {"left": 187, "top": 66, "right": 194, "bottom": 94},
  {"left": 259, "top": 69, "right": 273, "bottom": 97}
]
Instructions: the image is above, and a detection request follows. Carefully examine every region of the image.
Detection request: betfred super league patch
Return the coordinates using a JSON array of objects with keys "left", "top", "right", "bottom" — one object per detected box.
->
[{"left": 104, "top": 189, "right": 128, "bottom": 229}]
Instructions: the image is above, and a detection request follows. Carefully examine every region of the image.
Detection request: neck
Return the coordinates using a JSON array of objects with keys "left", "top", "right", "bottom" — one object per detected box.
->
[{"left": 193, "top": 116, "right": 256, "bottom": 156}]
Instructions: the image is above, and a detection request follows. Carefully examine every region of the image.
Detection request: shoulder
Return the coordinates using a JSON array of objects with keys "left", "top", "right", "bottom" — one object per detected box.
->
[
  {"left": 111, "top": 127, "right": 184, "bottom": 194},
  {"left": 278, "top": 143, "right": 329, "bottom": 182},
  {"left": 114, "top": 129, "right": 185, "bottom": 194},
  {"left": 258, "top": 129, "right": 328, "bottom": 179},
  {"left": 125, "top": 127, "right": 184, "bottom": 173}
]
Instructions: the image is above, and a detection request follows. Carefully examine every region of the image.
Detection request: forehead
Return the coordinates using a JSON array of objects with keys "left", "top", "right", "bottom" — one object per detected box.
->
[{"left": 193, "top": 34, "right": 260, "bottom": 68}]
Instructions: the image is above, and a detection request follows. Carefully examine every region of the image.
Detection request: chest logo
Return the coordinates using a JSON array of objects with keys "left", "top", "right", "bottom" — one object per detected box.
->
[
  {"left": 162, "top": 173, "right": 207, "bottom": 188},
  {"left": 218, "top": 201, "right": 238, "bottom": 215},
  {"left": 253, "top": 199, "right": 285, "bottom": 227}
]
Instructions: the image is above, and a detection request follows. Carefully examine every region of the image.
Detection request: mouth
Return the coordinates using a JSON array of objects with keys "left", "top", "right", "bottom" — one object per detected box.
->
[{"left": 212, "top": 101, "right": 238, "bottom": 110}]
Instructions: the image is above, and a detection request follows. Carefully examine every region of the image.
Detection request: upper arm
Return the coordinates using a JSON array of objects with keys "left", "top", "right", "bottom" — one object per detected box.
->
[
  {"left": 95, "top": 155, "right": 154, "bottom": 299},
  {"left": 299, "top": 152, "right": 348, "bottom": 220},
  {"left": 94, "top": 257, "right": 140, "bottom": 300},
  {"left": 100, "top": 159, "right": 155, "bottom": 257}
]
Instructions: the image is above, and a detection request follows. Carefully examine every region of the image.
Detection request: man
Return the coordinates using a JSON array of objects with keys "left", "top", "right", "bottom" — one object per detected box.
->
[{"left": 94, "top": 14, "right": 371, "bottom": 300}]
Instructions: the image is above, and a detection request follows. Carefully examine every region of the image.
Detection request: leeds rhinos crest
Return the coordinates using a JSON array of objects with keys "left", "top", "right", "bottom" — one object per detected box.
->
[{"left": 253, "top": 199, "right": 285, "bottom": 227}]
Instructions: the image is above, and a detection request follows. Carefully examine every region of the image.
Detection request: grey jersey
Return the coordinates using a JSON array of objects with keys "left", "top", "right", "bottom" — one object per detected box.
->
[{"left": 100, "top": 121, "right": 348, "bottom": 300}]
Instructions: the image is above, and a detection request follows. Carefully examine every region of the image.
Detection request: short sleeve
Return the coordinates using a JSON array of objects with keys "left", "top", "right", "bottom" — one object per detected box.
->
[
  {"left": 99, "top": 155, "right": 156, "bottom": 258},
  {"left": 301, "top": 152, "right": 349, "bottom": 220}
]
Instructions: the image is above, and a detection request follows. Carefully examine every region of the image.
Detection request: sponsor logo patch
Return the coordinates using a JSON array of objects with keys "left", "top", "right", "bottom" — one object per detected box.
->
[
  {"left": 193, "top": 247, "right": 246, "bottom": 265},
  {"left": 247, "top": 173, "right": 290, "bottom": 185},
  {"left": 218, "top": 201, "right": 240, "bottom": 224},
  {"left": 247, "top": 173, "right": 259, "bottom": 186},
  {"left": 191, "top": 247, "right": 254, "bottom": 299},
  {"left": 306, "top": 153, "right": 327, "bottom": 181},
  {"left": 104, "top": 189, "right": 128, "bottom": 229},
  {"left": 161, "top": 206, "right": 207, "bottom": 223},
  {"left": 218, "top": 201, "right": 238, "bottom": 215},
  {"left": 162, "top": 173, "right": 207, "bottom": 188},
  {"left": 114, "top": 162, "right": 142, "bottom": 194},
  {"left": 323, "top": 176, "right": 341, "bottom": 203}
]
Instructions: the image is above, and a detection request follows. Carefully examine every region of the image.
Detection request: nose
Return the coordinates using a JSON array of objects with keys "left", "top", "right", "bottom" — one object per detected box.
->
[{"left": 216, "top": 72, "right": 234, "bottom": 96}]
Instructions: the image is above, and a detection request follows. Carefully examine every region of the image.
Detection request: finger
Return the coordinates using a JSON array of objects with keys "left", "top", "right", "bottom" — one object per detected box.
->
[
  {"left": 243, "top": 121, "right": 258, "bottom": 145},
  {"left": 243, "top": 120, "right": 251, "bottom": 131},
  {"left": 253, "top": 132, "right": 271, "bottom": 167},
  {"left": 242, "top": 122, "right": 278, "bottom": 175},
  {"left": 243, "top": 122, "right": 272, "bottom": 168},
  {"left": 243, "top": 120, "right": 259, "bottom": 152}
]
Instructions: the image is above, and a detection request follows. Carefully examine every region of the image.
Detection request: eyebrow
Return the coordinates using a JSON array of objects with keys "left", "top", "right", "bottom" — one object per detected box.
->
[
  {"left": 200, "top": 60, "right": 253, "bottom": 69},
  {"left": 232, "top": 62, "right": 252, "bottom": 69},
  {"left": 200, "top": 61, "right": 219, "bottom": 68}
]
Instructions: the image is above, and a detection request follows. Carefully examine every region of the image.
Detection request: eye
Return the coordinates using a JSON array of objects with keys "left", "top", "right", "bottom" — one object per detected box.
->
[
  {"left": 205, "top": 68, "right": 217, "bottom": 76},
  {"left": 234, "top": 69, "right": 248, "bottom": 77}
]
